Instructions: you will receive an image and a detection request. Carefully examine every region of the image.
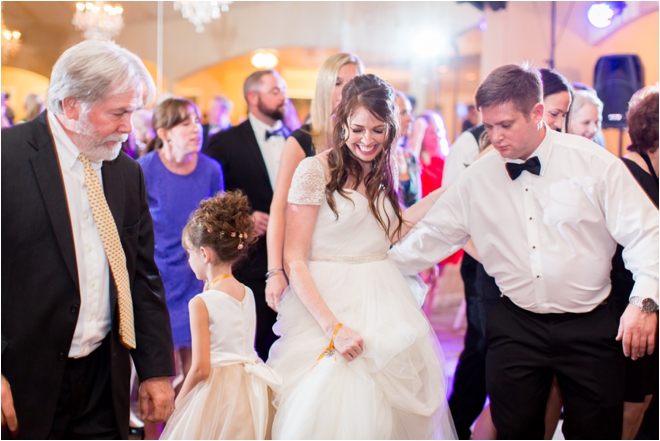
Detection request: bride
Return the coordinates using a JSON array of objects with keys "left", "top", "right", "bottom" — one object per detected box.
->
[{"left": 267, "top": 74, "right": 456, "bottom": 439}]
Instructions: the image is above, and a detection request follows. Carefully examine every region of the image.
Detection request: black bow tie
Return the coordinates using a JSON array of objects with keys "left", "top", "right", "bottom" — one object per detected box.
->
[
  {"left": 265, "top": 128, "right": 286, "bottom": 141},
  {"left": 505, "top": 156, "right": 541, "bottom": 180}
]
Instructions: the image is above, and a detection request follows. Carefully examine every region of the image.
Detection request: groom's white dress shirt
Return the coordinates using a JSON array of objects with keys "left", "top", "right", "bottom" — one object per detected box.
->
[{"left": 389, "top": 125, "right": 658, "bottom": 314}]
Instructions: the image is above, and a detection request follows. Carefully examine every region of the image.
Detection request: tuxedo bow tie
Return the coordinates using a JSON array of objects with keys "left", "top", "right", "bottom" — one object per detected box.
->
[
  {"left": 506, "top": 156, "right": 541, "bottom": 180},
  {"left": 265, "top": 128, "right": 286, "bottom": 141}
]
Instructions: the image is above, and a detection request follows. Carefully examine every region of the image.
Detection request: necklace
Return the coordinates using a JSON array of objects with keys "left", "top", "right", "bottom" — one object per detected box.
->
[{"left": 210, "top": 273, "right": 231, "bottom": 285}]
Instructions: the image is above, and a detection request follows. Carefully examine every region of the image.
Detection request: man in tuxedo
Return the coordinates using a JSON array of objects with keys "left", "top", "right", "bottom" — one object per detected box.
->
[
  {"left": 1, "top": 40, "right": 175, "bottom": 439},
  {"left": 390, "top": 64, "right": 658, "bottom": 439},
  {"left": 205, "top": 70, "right": 289, "bottom": 360}
]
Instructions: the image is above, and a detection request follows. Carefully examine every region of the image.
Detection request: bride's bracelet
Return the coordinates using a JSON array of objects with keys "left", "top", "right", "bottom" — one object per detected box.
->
[
  {"left": 317, "top": 323, "right": 343, "bottom": 360},
  {"left": 265, "top": 268, "right": 284, "bottom": 280}
]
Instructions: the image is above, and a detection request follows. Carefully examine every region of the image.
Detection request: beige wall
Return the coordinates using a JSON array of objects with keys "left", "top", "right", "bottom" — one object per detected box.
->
[
  {"left": 481, "top": 2, "right": 659, "bottom": 155},
  {"left": 1, "top": 66, "right": 49, "bottom": 122},
  {"left": 174, "top": 48, "right": 338, "bottom": 125}
]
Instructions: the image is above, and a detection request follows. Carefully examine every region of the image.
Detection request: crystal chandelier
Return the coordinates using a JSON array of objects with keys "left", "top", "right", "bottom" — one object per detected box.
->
[
  {"left": 72, "top": 2, "right": 124, "bottom": 41},
  {"left": 1, "top": 21, "right": 21, "bottom": 62},
  {"left": 174, "top": 1, "right": 231, "bottom": 33}
]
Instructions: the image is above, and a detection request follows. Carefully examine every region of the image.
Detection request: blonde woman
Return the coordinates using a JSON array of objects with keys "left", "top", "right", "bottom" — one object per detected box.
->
[
  {"left": 568, "top": 89, "right": 603, "bottom": 142},
  {"left": 265, "top": 53, "right": 363, "bottom": 312}
]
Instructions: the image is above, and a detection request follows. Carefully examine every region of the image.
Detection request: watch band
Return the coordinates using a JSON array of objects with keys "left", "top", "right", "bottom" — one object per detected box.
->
[{"left": 630, "top": 296, "right": 659, "bottom": 313}]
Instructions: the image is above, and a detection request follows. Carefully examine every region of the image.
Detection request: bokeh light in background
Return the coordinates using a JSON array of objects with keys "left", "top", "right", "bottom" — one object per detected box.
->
[
  {"left": 588, "top": 2, "right": 626, "bottom": 28},
  {"left": 412, "top": 29, "right": 447, "bottom": 58}
]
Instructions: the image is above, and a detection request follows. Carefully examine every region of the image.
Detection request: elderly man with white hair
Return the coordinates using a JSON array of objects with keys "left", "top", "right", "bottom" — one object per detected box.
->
[{"left": 1, "top": 40, "right": 175, "bottom": 439}]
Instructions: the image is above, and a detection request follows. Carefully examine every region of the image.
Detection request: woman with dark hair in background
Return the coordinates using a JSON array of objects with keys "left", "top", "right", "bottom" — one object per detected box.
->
[
  {"left": 137, "top": 98, "right": 224, "bottom": 392},
  {"left": 539, "top": 68, "right": 573, "bottom": 132},
  {"left": 611, "top": 87, "right": 658, "bottom": 440}
]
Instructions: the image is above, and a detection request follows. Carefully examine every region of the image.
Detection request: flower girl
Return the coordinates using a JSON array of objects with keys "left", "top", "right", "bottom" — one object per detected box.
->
[{"left": 160, "top": 191, "right": 281, "bottom": 440}]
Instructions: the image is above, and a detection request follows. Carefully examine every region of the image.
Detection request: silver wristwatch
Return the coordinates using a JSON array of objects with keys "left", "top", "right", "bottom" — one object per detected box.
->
[{"left": 629, "top": 296, "right": 659, "bottom": 313}]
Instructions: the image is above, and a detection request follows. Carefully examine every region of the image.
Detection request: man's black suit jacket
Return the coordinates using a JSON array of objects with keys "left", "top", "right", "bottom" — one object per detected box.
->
[
  {"left": 204, "top": 119, "right": 280, "bottom": 283},
  {"left": 1, "top": 112, "right": 175, "bottom": 439}
]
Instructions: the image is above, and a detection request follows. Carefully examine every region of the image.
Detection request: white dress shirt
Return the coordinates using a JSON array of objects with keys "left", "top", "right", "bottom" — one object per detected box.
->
[
  {"left": 48, "top": 111, "right": 111, "bottom": 358},
  {"left": 390, "top": 124, "right": 659, "bottom": 314},
  {"left": 442, "top": 129, "right": 480, "bottom": 187},
  {"left": 248, "top": 113, "right": 286, "bottom": 190}
]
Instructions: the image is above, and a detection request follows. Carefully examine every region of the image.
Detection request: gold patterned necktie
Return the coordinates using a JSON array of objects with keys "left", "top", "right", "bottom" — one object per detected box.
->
[{"left": 79, "top": 154, "right": 136, "bottom": 349}]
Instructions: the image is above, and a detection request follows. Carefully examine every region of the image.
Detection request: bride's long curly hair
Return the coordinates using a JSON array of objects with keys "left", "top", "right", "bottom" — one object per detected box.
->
[{"left": 326, "top": 74, "right": 404, "bottom": 242}]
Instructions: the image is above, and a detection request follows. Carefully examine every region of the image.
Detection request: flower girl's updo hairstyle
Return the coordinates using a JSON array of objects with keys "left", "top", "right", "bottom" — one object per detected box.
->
[
  {"left": 326, "top": 74, "right": 404, "bottom": 241},
  {"left": 182, "top": 190, "right": 259, "bottom": 265}
]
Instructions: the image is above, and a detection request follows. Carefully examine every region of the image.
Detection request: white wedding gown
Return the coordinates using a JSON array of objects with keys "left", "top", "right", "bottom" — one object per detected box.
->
[{"left": 267, "top": 157, "right": 456, "bottom": 439}]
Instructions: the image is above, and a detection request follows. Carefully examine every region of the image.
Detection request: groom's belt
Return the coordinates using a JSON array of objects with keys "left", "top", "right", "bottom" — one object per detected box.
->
[{"left": 308, "top": 252, "right": 387, "bottom": 264}]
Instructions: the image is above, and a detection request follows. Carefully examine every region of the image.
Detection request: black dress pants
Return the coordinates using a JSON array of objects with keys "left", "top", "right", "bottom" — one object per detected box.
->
[
  {"left": 486, "top": 296, "right": 625, "bottom": 440},
  {"left": 476, "top": 263, "right": 502, "bottom": 336},
  {"left": 48, "top": 335, "right": 120, "bottom": 439},
  {"left": 448, "top": 254, "right": 488, "bottom": 439}
]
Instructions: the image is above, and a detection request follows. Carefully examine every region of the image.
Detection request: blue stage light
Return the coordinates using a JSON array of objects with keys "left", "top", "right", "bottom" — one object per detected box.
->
[{"left": 587, "top": 2, "right": 626, "bottom": 28}]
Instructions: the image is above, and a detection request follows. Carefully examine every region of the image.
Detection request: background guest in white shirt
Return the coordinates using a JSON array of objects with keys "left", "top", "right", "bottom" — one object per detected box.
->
[
  {"left": 389, "top": 63, "right": 658, "bottom": 440},
  {"left": 205, "top": 69, "right": 290, "bottom": 360}
]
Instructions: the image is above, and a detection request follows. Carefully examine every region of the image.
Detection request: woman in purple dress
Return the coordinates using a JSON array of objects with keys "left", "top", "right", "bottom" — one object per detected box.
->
[{"left": 137, "top": 98, "right": 224, "bottom": 390}]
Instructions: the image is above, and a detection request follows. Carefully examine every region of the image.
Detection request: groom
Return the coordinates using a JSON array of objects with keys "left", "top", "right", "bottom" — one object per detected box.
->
[{"left": 389, "top": 63, "right": 658, "bottom": 439}]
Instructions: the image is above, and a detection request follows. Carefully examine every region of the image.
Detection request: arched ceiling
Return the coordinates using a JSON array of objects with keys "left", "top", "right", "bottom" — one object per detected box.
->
[{"left": 2, "top": 1, "right": 484, "bottom": 81}]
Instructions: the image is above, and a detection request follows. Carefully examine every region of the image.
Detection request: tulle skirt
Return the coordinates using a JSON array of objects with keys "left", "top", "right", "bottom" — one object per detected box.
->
[
  {"left": 267, "top": 258, "right": 457, "bottom": 439},
  {"left": 160, "top": 364, "right": 274, "bottom": 440}
]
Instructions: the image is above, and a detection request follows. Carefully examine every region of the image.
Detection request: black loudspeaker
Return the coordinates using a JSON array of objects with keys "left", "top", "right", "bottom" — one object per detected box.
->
[{"left": 593, "top": 54, "right": 644, "bottom": 129}]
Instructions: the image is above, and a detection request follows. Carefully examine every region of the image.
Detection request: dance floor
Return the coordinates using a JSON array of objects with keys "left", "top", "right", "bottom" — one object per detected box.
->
[{"left": 425, "top": 262, "right": 465, "bottom": 393}]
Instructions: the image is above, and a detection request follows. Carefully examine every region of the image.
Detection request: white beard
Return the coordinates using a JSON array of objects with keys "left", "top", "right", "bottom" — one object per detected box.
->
[{"left": 75, "top": 113, "right": 128, "bottom": 162}]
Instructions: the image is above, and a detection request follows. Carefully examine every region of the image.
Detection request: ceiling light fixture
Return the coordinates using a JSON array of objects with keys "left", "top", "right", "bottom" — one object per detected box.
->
[
  {"left": 174, "top": 1, "right": 231, "bottom": 33},
  {"left": 251, "top": 52, "right": 278, "bottom": 69},
  {"left": 72, "top": 2, "right": 124, "bottom": 41}
]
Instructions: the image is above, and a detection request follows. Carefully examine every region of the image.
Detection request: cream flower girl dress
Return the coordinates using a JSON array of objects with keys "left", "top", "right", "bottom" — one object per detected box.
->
[{"left": 161, "top": 285, "right": 281, "bottom": 440}]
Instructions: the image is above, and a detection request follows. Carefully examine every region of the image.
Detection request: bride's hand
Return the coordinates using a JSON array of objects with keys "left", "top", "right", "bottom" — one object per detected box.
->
[
  {"left": 265, "top": 272, "right": 288, "bottom": 312},
  {"left": 333, "top": 325, "right": 364, "bottom": 362}
]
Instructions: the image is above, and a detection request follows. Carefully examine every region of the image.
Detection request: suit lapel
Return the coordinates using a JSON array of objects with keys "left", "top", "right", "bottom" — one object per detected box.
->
[
  {"left": 241, "top": 120, "right": 272, "bottom": 191},
  {"left": 29, "top": 113, "right": 79, "bottom": 292}
]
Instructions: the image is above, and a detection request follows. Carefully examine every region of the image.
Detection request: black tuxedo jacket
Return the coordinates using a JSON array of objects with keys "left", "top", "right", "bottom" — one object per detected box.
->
[
  {"left": 204, "top": 119, "right": 289, "bottom": 282},
  {"left": 1, "top": 112, "right": 175, "bottom": 439}
]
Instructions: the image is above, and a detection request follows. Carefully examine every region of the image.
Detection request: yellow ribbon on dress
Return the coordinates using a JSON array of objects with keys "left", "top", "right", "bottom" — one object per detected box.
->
[{"left": 316, "top": 323, "right": 343, "bottom": 361}]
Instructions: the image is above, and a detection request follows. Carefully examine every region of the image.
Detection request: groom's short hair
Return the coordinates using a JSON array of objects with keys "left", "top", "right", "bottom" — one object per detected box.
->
[{"left": 475, "top": 63, "right": 542, "bottom": 118}]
